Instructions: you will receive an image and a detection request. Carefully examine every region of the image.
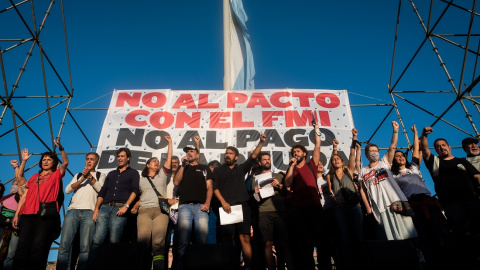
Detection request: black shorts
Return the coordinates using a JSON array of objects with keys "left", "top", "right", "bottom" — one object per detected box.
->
[
  {"left": 258, "top": 211, "right": 289, "bottom": 243},
  {"left": 220, "top": 202, "right": 251, "bottom": 236}
]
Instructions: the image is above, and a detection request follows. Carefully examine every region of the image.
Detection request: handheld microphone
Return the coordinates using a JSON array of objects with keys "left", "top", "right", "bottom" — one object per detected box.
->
[{"left": 289, "top": 155, "right": 299, "bottom": 166}]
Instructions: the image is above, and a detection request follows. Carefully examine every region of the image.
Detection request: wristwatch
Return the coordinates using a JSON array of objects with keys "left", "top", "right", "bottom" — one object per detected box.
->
[{"left": 125, "top": 203, "right": 130, "bottom": 209}]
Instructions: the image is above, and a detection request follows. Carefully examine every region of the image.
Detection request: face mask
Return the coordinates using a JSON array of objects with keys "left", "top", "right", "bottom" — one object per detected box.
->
[
  {"left": 10, "top": 185, "right": 18, "bottom": 194},
  {"left": 368, "top": 152, "right": 380, "bottom": 162}
]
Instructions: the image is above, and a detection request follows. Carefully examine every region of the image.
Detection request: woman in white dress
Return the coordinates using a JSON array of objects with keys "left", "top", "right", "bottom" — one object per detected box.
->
[{"left": 358, "top": 121, "right": 417, "bottom": 240}]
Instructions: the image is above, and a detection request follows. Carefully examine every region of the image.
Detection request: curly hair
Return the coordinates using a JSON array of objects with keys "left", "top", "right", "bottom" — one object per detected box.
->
[
  {"left": 290, "top": 144, "right": 308, "bottom": 157},
  {"left": 391, "top": 150, "right": 412, "bottom": 176},
  {"left": 38, "top": 152, "right": 59, "bottom": 174}
]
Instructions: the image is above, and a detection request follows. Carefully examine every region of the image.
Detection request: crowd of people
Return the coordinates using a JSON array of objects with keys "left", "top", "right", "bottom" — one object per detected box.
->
[{"left": 0, "top": 123, "right": 479, "bottom": 270}]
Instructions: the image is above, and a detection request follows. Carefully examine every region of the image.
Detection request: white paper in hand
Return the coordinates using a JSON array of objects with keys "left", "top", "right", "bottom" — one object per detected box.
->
[
  {"left": 255, "top": 172, "right": 274, "bottom": 199},
  {"left": 219, "top": 205, "right": 243, "bottom": 225}
]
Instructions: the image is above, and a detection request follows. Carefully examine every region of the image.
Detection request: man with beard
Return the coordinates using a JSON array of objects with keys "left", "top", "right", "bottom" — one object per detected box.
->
[
  {"left": 56, "top": 152, "right": 105, "bottom": 270},
  {"left": 87, "top": 147, "right": 140, "bottom": 267},
  {"left": 462, "top": 137, "right": 480, "bottom": 171},
  {"left": 421, "top": 127, "right": 480, "bottom": 268},
  {"left": 173, "top": 140, "right": 213, "bottom": 270},
  {"left": 252, "top": 152, "right": 293, "bottom": 270},
  {"left": 213, "top": 134, "right": 266, "bottom": 270},
  {"left": 284, "top": 123, "right": 329, "bottom": 270}
]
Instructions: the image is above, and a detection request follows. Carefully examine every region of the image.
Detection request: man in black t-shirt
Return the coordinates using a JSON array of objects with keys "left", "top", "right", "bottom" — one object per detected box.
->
[
  {"left": 421, "top": 127, "right": 480, "bottom": 267},
  {"left": 173, "top": 144, "right": 213, "bottom": 270},
  {"left": 213, "top": 133, "right": 266, "bottom": 269}
]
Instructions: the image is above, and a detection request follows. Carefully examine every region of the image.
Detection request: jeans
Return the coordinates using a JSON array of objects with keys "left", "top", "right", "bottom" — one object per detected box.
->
[
  {"left": 56, "top": 209, "right": 95, "bottom": 270},
  {"left": 87, "top": 205, "right": 127, "bottom": 267},
  {"left": 177, "top": 204, "right": 209, "bottom": 270},
  {"left": 3, "top": 231, "right": 19, "bottom": 270}
]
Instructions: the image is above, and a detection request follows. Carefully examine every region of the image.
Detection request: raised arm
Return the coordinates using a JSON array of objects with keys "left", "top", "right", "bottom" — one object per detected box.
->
[
  {"left": 410, "top": 125, "right": 421, "bottom": 166},
  {"left": 355, "top": 141, "right": 362, "bottom": 173},
  {"left": 250, "top": 133, "right": 266, "bottom": 159},
  {"left": 194, "top": 135, "right": 201, "bottom": 158},
  {"left": 420, "top": 127, "right": 433, "bottom": 161},
  {"left": 10, "top": 160, "right": 20, "bottom": 186},
  {"left": 312, "top": 123, "right": 322, "bottom": 165},
  {"left": 164, "top": 135, "right": 173, "bottom": 169},
  {"left": 16, "top": 148, "right": 32, "bottom": 186},
  {"left": 332, "top": 139, "right": 339, "bottom": 156},
  {"left": 347, "top": 129, "right": 357, "bottom": 174},
  {"left": 386, "top": 121, "right": 399, "bottom": 164},
  {"left": 55, "top": 137, "right": 68, "bottom": 177}
]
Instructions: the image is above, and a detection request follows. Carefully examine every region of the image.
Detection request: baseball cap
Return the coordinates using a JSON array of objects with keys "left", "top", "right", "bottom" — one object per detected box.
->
[
  {"left": 183, "top": 146, "right": 199, "bottom": 153},
  {"left": 462, "top": 137, "right": 479, "bottom": 148}
]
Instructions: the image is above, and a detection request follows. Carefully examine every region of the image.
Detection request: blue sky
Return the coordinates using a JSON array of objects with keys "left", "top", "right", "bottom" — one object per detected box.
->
[{"left": 1, "top": 0, "right": 479, "bottom": 260}]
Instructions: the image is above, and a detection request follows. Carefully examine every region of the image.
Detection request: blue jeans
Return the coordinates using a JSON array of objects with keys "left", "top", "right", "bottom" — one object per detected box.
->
[
  {"left": 3, "top": 231, "right": 19, "bottom": 270},
  {"left": 177, "top": 203, "right": 209, "bottom": 270},
  {"left": 87, "top": 205, "right": 127, "bottom": 267},
  {"left": 56, "top": 209, "right": 95, "bottom": 270}
]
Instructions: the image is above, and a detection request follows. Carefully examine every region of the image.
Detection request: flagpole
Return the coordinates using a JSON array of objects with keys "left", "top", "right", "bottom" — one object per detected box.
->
[{"left": 223, "top": 0, "right": 231, "bottom": 91}]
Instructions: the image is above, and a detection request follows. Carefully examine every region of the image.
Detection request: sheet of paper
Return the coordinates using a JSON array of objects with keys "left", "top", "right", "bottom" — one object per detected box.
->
[
  {"left": 219, "top": 205, "right": 243, "bottom": 225},
  {"left": 256, "top": 172, "right": 275, "bottom": 199}
]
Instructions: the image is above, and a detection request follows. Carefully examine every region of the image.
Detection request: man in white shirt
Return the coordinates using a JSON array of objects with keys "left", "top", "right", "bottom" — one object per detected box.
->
[
  {"left": 56, "top": 152, "right": 105, "bottom": 270},
  {"left": 462, "top": 137, "right": 480, "bottom": 171}
]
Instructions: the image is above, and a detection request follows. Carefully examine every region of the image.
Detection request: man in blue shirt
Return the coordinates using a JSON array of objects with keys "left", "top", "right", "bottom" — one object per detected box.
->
[{"left": 87, "top": 147, "right": 140, "bottom": 267}]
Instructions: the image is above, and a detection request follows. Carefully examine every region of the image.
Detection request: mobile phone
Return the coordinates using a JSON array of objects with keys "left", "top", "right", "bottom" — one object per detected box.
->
[{"left": 311, "top": 111, "right": 316, "bottom": 126}]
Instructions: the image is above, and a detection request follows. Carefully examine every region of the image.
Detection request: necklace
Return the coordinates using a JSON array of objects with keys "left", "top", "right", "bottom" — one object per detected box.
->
[{"left": 37, "top": 171, "right": 52, "bottom": 184}]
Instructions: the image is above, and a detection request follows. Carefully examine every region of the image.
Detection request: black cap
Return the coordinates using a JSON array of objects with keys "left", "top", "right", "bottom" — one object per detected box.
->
[
  {"left": 183, "top": 146, "right": 199, "bottom": 153},
  {"left": 462, "top": 137, "right": 479, "bottom": 148}
]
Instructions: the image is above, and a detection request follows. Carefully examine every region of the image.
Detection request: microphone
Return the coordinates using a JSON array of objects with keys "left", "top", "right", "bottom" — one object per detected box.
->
[{"left": 289, "top": 156, "right": 299, "bottom": 166}]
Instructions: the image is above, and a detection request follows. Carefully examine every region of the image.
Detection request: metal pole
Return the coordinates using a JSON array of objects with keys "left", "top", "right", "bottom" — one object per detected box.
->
[{"left": 223, "top": 0, "right": 231, "bottom": 91}]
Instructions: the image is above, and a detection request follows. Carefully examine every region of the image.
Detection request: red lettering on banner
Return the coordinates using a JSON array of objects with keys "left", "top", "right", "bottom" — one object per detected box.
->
[
  {"left": 172, "top": 94, "right": 197, "bottom": 109},
  {"left": 317, "top": 111, "right": 331, "bottom": 127},
  {"left": 246, "top": 93, "right": 271, "bottom": 108},
  {"left": 262, "top": 111, "right": 283, "bottom": 127},
  {"left": 285, "top": 110, "right": 315, "bottom": 127},
  {"left": 198, "top": 94, "right": 219, "bottom": 109},
  {"left": 232, "top": 112, "right": 254, "bottom": 127},
  {"left": 292, "top": 93, "right": 315, "bottom": 107},
  {"left": 150, "top": 112, "right": 175, "bottom": 129},
  {"left": 116, "top": 92, "right": 141, "bottom": 107},
  {"left": 175, "top": 112, "right": 201, "bottom": 128},
  {"left": 316, "top": 93, "right": 340, "bottom": 108},
  {"left": 227, "top": 93, "right": 248, "bottom": 108},
  {"left": 270, "top": 92, "right": 292, "bottom": 108},
  {"left": 210, "top": 112, "right": 230, "bottom": 128},
  {"left": 125, "top": 110, "right": 149, "bottom": 126},
  {"left": 142, "top": 92, "right": 167, "bottom": 108}
]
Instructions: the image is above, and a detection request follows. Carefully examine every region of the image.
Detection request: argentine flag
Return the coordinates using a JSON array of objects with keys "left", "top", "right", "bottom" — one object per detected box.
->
[{"left": 229, "top": 0, "right": 255, "bottom": 90}]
